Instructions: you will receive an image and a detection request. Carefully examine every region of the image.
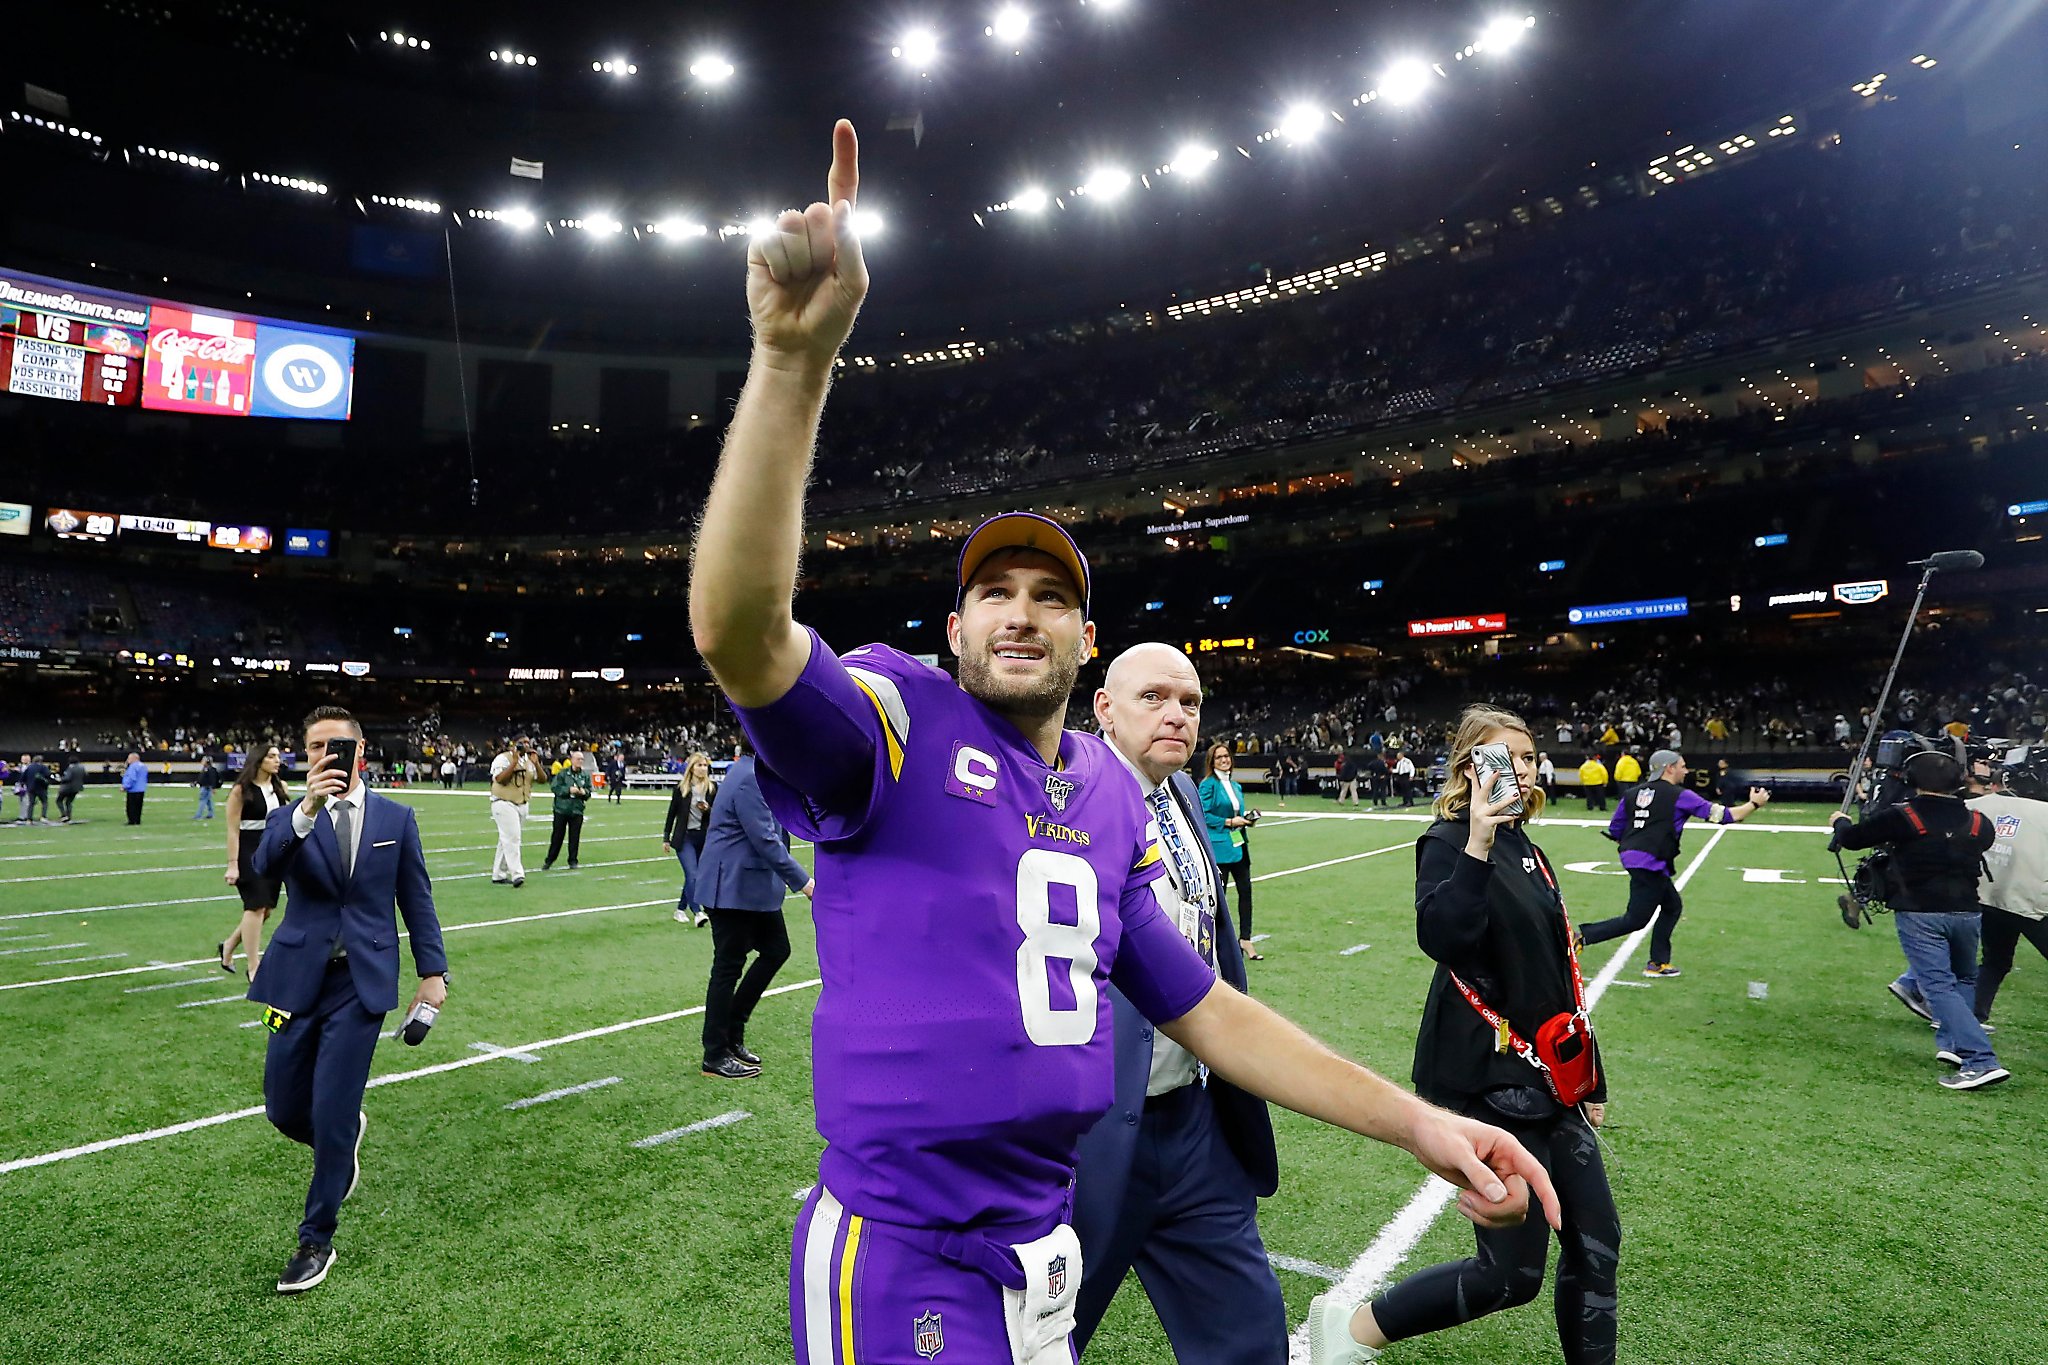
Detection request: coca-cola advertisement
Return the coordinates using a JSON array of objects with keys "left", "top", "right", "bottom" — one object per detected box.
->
[{"left": 143, "top": 307, "right": 258, "bottom": 416}]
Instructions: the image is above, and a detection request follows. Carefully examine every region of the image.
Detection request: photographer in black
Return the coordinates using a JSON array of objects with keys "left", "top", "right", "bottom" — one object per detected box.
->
[{"left": 1831, "top": 751, "right": 2005, "bottom": 1090}]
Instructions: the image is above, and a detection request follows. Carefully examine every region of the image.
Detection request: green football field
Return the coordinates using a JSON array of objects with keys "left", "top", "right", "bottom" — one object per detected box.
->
[{"left": 0, "top": 787, "right": 2040, "bottom": 1365}]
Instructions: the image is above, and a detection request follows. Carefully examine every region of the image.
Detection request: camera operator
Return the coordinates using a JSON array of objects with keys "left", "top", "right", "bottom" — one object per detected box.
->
[{"left": 1831, "top": 751, "right": 2005, "bottom": 1091}]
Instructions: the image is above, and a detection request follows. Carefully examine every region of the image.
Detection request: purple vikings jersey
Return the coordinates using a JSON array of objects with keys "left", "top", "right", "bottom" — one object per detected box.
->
[{"left": 735, "top": 631, "right": 1217, "bottom": 1231}]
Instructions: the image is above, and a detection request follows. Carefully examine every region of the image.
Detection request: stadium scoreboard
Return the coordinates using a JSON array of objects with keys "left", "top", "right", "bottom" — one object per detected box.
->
[{"left": 0, "top": 267, "right": 354, "bottom": 420}]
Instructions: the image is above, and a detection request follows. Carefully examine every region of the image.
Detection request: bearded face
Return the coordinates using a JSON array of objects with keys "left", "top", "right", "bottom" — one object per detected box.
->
[{"left": 950, "top": 550, "right": 1091, "bottom": 725}]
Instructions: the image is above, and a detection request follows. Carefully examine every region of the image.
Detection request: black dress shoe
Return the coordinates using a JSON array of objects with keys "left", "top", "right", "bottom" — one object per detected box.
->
[
  {"left": 276, "top": 1242, "right": 337, "bottom": 1293},
  {"left": 701, "top": 1053, "right": 761, "bottom": 1080},
  {"left": 513, "top": 876, "right": 526, "bottom": 889},
  {"left": 729, "top": 1042, "right": 762, "bottom": 1067}
]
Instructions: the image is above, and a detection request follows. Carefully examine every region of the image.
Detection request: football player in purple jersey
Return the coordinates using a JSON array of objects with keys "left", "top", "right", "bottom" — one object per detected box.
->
[{"left": 689, "top": 119, "right": 1562, "bottom": 1365}]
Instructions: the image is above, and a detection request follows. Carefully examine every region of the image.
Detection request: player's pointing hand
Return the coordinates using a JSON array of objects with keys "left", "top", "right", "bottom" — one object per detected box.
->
[{"left": 747, "top": 119, "right": 870, "bottom": 371}]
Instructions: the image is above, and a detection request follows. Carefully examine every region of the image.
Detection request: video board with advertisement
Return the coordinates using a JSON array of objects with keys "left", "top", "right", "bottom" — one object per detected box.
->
[{"left": 0, "top": 267, "right": 353, "bottom": 420}]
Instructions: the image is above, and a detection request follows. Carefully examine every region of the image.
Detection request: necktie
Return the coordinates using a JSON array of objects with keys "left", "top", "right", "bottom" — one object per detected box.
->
[{"left": 333, "top": 800, "right": 355, "bottom": 881}]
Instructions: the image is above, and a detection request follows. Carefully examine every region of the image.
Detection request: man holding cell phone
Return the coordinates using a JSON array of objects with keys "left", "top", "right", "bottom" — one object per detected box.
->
[{"left": 249, "top": 705, "right": 449, "bottom": 1294}]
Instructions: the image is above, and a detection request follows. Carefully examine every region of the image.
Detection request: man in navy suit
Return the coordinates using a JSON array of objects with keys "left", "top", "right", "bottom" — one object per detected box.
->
[
  {"left": 1077, "top": 644, "right": 1285, "bottom": 1361},
  {"left": 696, "top": 753, "right": 812, "bottom": 1080},
  {"left": 250, "top": 705, "right": 449, "bottom": 1293}
]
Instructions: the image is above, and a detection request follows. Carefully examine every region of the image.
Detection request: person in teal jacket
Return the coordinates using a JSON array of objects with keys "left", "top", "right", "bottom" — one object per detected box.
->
[{"left": 1199, "top": 742, "right": 1262, "bottom": 960}]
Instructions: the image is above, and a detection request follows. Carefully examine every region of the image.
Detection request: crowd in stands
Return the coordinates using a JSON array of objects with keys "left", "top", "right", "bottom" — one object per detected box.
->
[{"left": 0, "top": 115, "right": 2041, "bottom": 539}]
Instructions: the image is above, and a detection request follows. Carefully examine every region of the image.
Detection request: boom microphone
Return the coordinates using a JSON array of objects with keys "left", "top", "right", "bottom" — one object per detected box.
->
[{"left": 1908, "top": 549, "right": 1985, "bottom": 573}]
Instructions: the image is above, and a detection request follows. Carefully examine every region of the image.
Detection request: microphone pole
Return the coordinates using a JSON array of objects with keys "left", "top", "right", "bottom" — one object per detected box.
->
[{"left": 1838, "top": 550, "right": 1986, "bottom": 815}]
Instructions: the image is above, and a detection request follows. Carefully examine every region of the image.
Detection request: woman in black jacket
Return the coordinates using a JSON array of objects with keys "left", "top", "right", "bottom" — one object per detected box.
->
[{"left": 1311, "top": 704, "right": 1620, "bottom": 1365}]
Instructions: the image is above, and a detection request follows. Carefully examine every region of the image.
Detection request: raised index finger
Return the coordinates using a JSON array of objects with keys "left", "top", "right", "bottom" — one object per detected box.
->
[{"left": 828, "top": 119, "right": 860, "bottom": 210}]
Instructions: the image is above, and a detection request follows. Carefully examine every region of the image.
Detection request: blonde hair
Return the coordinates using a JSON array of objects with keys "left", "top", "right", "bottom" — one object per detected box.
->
[
  {"left": 1433, "top": 705, "right": 1547, "bottom": 822},
  {"left": 684, "top": 752, "right": 712, "bottom": 791}
]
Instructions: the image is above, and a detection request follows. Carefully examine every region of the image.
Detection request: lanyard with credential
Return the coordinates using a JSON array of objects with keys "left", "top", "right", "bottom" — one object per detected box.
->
[{"left": 1148, "top": 785, "right": 1216, "bottom": 967}]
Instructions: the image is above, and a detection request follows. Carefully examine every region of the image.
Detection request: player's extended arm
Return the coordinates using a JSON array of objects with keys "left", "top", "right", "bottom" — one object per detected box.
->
[
  {"left": 1161, "top": 984, "right": 1563, "bottom": 1231},
  {"left": 690, "top": 120, "right": 870, "bottom": 709}
]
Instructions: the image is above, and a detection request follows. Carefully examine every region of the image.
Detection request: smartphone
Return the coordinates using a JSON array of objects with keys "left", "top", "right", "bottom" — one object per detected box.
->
[
  {"left": 324, "top": 736, "right": 360, "bottom": 782},
  {"left": 1471, "top": 742, "right": 1527, "bottom": 817}
]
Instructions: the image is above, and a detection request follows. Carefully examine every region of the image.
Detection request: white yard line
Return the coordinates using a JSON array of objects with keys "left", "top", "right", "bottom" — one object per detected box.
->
[
  {"left": 469, "top": 1042, "right": 544, "bottom": 1065},
  {"left": 124, "top": 975, "right": 222, "bottom": 994},
  {"left": 0, "top": 854, "right": 689, "bottom": 923},
  {"left": 1249, "top": 811, "right": 1835, "bottom": 836},
  {"left": 1268, "top": 1252, "right": 1345, "bottom": 1282},
  {"left": 39, "top": 953, "right": 127, "bottom": 966},
  {"left": 0, "top": 827, "right": 808, "bottom": 872},
  {"left": 631, "top": 1110, "right": 752, "bottom": 1148},
  {"left": 1338, "top": 944, "right": 1372, "bottom": 957},
  {"left": 504, "top": 1076, "right": 623, "bottom": 1110},
  {"left": 0, "top": 977, "right": 824, "bottom": 1174},
  {"left": 0, "top": 834, "right": 661, "bottom": 886},
  {"left": 1282, "top": 826, "right": 1732, "bottom": 1362},
  {"left": 1251, "top": 840, "right": 1413, "bottom": 883},
  {"left": 176, "top": 994, "right": 251, "bottom": 1009},
  {"left": 0, "top": 942, "right": 86, "bottom": 956},
  {"left": 0, "top": 839, "right": 1344, "bottom": 997},
  {"left": 0, "top": 896, "right": 699, "bottom": 993}
]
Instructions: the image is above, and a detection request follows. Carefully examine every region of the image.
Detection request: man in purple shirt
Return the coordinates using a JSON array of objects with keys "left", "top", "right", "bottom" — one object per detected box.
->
[
  {"left": 1579, "top": 749, "right": 1770, "bottom": 977},
  {"left": 688, "top": 119, "right": 1561, "bottom": 1365}
]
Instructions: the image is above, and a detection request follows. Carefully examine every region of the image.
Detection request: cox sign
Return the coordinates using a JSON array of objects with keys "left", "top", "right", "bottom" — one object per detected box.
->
[{"left": 1292, "top": 628, "right": 1332, "bottom": 645}]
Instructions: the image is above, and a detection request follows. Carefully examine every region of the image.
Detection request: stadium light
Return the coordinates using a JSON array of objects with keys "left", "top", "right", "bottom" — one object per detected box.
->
[
  {"left": 504, "top": 207, "right": 536, "bottom": 230},
  {"left": 596, "top": 58, "right": 638, "bottom": 75},
  {"left": 1479, "top": 15, "right": 1533, "bottom": 52},
  {"left": 254, "top": 172, "right": 329, "bottom": 195},
  {"left": 1170, "top": 143, "right": 1219, "bottom": 176},
  {"left": 746, "top": 216, "right": 779, "bottom": 239},
  {"left": 1083, "top": 166, "right": 1131, "bottom": 200},
  {"left": 690, "top": 54, "right": 735, "bottom": 84},
  {"left": 852, "top": 208, "right": 885, "bottom": 238},
  {"left": 372, "top": 194, "right": 442, "bottom": 214},
  {"left": 894, "top": 28, "right": 940, "bottom": 67},
  {"left": 1010, "top": 186, "right": 1051, "bottom": 214},
  {"left": 1278, "top": 104, "right": 1326, "bottom": 143},
  {"left": 582, "top": 214, "right": 623, "bottom": 235},
  {"left": 1377, "top": 59, "right": 1433, "bottom": 106},
  {"left": 989, "top": 6, "right": 1030, "bottom": 43},
  {"left": 652, "top": 218, "right": 709, "bottom": 238}
]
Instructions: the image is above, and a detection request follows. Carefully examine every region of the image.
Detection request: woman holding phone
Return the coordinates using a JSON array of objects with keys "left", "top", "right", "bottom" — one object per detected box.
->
[
  {"left": 1199, "top": 742, "right": 1262, "bottom": 960},
  {"left": 1310, "top": 705, "right": 1620, "bottom": 1365},
  {"left": 220, "top": 746, "right": 292, "bottom": 979}
]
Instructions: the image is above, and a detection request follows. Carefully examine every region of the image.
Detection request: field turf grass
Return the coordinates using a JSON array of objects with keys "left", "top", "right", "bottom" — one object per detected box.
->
[{"left": 0, "top": 787, "right": 2041, "bottom": 1364}]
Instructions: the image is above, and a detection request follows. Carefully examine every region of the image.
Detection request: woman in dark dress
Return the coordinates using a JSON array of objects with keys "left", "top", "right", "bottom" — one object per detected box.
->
[{"left": 219, "top": 746, "right": 291, "bottom": 980}]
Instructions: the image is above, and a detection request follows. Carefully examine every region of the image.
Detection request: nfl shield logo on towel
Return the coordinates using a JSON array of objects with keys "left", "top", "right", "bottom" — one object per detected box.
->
[
  {"left": 1047, "top": 1254, "right": 1068, "bottom": 1298},
  {"left": 914, "top": 1310, "right": 944, "bottom": 1359}
]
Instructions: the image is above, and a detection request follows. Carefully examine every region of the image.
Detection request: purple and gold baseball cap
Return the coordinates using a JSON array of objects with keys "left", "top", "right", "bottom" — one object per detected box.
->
[{"left": 956, "top": 512, "right": 1091, "bottom": 612}]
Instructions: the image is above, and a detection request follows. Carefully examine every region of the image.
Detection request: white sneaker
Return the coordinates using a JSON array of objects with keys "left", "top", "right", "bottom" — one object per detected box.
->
[
  {"left": 694, "top": 912, "right": 711, "bottom": 928},
  {"left": 1307, "top": 1291, "right": 1381, "bottom": 1364},
  {"left": 673, "top": 908, "right": 690, "bottom": 924},
  {"left": 1936, "top": 1049, "right": 1963, "bottom": 1067}
]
